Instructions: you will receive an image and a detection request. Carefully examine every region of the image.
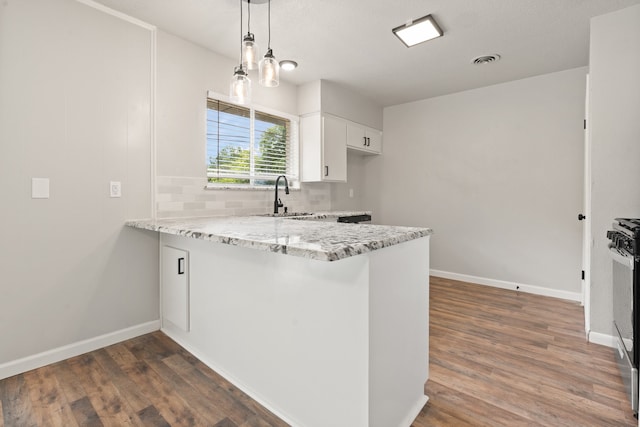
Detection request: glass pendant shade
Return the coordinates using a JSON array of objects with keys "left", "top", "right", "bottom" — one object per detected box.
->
[
  {"left": 229, "top": 66, "right": 251, "bottom": 104},
  {"left": 259, "top": 49, "right": 280, "bottom": 87},
  {"left": 242, "top": 33, "right": 259, "bottom": 70}
]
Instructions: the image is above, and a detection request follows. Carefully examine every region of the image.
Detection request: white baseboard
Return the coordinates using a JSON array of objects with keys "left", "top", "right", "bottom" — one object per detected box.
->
[
  {"left": 430, "top": 269, "right": 582, "bottom": 302},
  {"left": 588, "top": 331, "right": 616, "bottom": 348},
  {"left": 400, "top": 395, "right": 429, "bottom": 427},
  {"left": 0, "top": 320, "right": 160, "bottom": 380},
  {"left": 588, "top": 330, "right": 630, "bottom": 351}
]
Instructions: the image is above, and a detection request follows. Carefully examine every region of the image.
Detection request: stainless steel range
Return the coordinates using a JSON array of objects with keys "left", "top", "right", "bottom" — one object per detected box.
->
[{"left": 607, "top": 218, "right": 640, "bottom": 415}]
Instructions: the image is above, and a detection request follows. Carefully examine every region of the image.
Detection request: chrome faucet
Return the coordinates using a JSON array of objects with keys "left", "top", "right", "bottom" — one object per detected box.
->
[{"left": 274, "top": 175, "right": 289, "bottom": 214}]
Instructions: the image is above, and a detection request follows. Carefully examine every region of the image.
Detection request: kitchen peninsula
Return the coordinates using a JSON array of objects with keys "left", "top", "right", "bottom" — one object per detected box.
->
[{"left": 127, "top": 213, "right": 432, "bottom": 427}]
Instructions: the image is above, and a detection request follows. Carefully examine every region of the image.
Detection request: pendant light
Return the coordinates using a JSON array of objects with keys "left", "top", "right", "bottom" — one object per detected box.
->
[
  {"left": 259, "top": 0, "right": 279, "bottom": 87},
  {"left": 230, "top": 0, "right": 251, "bottom": 104},
  {"left": 242, "top": 0, "right": 259, "bottom": 70},
  {"left": 230, "top": 65, "right": 251, "bottom": 104}
]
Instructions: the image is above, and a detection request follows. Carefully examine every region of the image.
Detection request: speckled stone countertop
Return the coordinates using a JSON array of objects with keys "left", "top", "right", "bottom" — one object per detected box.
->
[{"left": 126, "top": 211, "right": 432, "bottom": 262}]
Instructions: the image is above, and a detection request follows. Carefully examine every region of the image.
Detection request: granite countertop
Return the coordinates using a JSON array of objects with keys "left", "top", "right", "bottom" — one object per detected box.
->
[{"left": 126, "top": 211, "right": 432, "bottom": 262}]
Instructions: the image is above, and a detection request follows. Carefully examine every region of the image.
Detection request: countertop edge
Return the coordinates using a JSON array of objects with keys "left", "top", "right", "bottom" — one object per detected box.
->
[{"left": 126, "top": 216, "right": 433, "bottom": 262}]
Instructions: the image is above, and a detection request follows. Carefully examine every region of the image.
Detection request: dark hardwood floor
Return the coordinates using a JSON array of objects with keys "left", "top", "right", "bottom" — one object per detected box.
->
[
  {"left": 0, "top": 331, "right": 288, "bottom": 427},
  {"left": 0, "top": 277, "right": 635, "bottom": 426}
]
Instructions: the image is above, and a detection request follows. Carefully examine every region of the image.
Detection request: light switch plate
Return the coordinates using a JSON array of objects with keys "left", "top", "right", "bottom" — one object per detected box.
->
[
  {"left": 110, "top": 181, "right": 122, "bottom": 198},
  {"left": 32, "top": 178, "right": 50, "bottom": 199}
]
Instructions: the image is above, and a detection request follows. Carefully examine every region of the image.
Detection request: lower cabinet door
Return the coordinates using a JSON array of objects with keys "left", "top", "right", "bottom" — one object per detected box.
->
[{"left": 162, "top": 245, "right": 190, "bottom": 331}]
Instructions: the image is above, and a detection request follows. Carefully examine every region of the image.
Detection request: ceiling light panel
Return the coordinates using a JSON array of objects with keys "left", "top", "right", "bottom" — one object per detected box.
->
[{"left": 392, "top": 14, "right": 443, "bottom": 48}]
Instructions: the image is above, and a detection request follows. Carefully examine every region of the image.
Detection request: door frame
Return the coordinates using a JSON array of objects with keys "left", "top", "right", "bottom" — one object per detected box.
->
[{"left": 582, "top": 74, "right": 592, "bottom": 338}]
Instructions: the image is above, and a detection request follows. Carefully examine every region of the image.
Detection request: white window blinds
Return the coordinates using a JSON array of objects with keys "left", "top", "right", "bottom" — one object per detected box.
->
[{"left": 207, "top": 98, "right": 297, "bottom": 186}]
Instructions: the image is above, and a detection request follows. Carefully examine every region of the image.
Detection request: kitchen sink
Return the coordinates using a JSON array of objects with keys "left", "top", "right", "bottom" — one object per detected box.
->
[
  {"left": 256, "top": 212, "right": 371, "bottom": 223},
  {"left": 257, "top": 212, "right": 313, "bottom": 218}
]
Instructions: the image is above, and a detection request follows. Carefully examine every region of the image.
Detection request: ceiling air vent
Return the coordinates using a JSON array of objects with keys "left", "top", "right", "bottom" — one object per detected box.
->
[{"left": 472, "top": 54, "right": 501, "bottom": 65}]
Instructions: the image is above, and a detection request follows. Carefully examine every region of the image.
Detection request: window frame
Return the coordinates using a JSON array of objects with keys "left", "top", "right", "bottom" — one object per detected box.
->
[{"left": 205, "top": 90, "right": 300, "bottom": 189}]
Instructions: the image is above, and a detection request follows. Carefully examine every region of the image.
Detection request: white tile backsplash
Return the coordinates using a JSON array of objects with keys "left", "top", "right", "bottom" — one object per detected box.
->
[{"left": 156, "top": 176, "right": 333, "bottom": 218}]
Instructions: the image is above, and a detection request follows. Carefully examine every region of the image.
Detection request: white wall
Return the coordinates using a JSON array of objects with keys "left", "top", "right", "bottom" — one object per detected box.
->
[
  {"left": 155, "top": 31, "right": 334, "bottom": 217},
  {"left": 318, "top": 80, "right": 383, "bottom": 214},
  {"left": 364, "top": 67, "right": 587, "bottom": 297},
  {"left": 156, "top": 30, "right": 298, "bottom": 178},
  {"left": 588, "top": 4, "right": 640, "bottom": 336},
  {"left": 320, "top": 80, "right": 383, "bottom": 130},
  {"left": 331, "top": 151, "right": 369, "bottom": 212},
  {"left": 295, "top": 79, "right": 383, "bottom": 215},
  {"left": 297, "top": 80, "right": 383, "bottom": 129},
  {"left": 0, "top": 0, "right": 158, "bottom": 371}
]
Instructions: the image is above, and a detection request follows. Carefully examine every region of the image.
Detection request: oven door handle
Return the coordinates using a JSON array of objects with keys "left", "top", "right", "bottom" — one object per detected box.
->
[{"left": 609, "top": 247, "right": 635, "bottom": 270}]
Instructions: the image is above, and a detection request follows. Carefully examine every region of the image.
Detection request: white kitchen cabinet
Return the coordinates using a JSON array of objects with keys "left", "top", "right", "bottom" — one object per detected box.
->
[
  {"left": 300, "top": 113, "right": 347, "bottom": 182},
  {"left": 347, "top": 121, "right": 382, "bottom": 154},
  {"left": 158, "top": 231, "right": 430, "bottom": 427},
  {"left": 162, "top": 245, "right": 190, "bottom": 331}
]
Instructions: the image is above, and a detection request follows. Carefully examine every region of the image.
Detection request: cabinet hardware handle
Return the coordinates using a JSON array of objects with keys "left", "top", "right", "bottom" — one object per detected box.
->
[
  {"left": 325, "top": 165, "right": 329, "bottom": 176},
  {"left": 367, "top": 137, "right": 371, "bottom": 146},
  {"left": 363, "top": 136, "right": 367, "bottom": 146},
  {"left": 178, "top": 257, "right": 185, "bottom": 275}
]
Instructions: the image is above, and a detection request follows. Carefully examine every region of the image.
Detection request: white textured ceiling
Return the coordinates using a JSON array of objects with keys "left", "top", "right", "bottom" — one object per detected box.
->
[{"left": 92, "top": 0, "right": 640, "bottom": 107}]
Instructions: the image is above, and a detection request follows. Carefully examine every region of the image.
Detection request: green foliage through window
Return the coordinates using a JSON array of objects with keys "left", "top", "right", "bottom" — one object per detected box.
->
[{"left": 206, "top": 99, "right": 296, "bottom": 186}]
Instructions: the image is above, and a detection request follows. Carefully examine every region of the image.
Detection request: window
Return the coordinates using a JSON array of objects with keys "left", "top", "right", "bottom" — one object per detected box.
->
[{"left": 206, "top": 95, "right": 298, "bottom": 187}]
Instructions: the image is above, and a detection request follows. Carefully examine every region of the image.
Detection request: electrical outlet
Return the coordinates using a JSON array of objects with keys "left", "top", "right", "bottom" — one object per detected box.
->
[
  {"left": 32, "top": 178, "right": 50, "bottom": 199},
  {"left": 110, "top": 181, "right": 122, "bottom": 198},
  {"left": 349, "top": 188, "right": 354, "bottom": 198}
]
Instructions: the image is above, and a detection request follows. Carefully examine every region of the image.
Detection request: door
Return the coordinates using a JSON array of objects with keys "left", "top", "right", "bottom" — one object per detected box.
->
[
  {"left": 365, "top": 127, "right": 382, "bottom": 154},
  {"left": 162, "top": 245, "right": 190, "bottom": 331},
  {"left": 346, "top": 122, "right": 366, "bottom": 150},
  {"left": 347, "top": 122, "right": 383, "bottom": 154},
  {"left": 582, "top": 74, "right": 592, "bottom": 337},
  {"left": 322, "top": 115, "right": 347, "bottom": 181}
]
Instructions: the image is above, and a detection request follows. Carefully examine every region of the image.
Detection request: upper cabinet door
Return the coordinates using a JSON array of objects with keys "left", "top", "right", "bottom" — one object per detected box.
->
[
  {"left": 347, "top": 121, "right": 382, "bottom": 154},
  {"left": 347, "top": 121, "right": 367, "bottom": 150},
  {"left": 322, "top": 115, "right": 347, "bottom": 182},
  {"left": 364, "top": 127, "right": 382, "bottom": 154},
  {"left": 300, "top": 113, "right": 379, "bottom": 182}
]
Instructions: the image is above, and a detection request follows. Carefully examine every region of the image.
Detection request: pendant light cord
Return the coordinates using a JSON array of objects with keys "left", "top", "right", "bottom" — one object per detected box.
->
[
  {"left": 247, "top": 0, "right": 251, "bottom": 34},
  {"left": 267, "top": 0, "right": 271, "bottom": 49},
  {"left": 239, "top": 0, "right": 243, "bottom": 64}
]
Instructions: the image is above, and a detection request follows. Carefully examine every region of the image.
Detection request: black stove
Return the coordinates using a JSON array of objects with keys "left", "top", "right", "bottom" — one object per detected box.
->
[
  {"left": 607, "top": 218, "right": 640, "bottom": 415},
  {"left": 609, "top": 218, "right": 640, "bottom": 242}
]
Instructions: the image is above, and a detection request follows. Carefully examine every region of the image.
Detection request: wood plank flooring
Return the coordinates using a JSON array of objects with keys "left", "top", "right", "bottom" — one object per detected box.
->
[
  {"left": 0, "top": 332, "right": 289, "bottom": 427},
  {"left": 0, "top": 276, "right": 635, "bottom": 426},
  {"left": 414, "top": 277, "right": 636, "bottom": 427}
]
